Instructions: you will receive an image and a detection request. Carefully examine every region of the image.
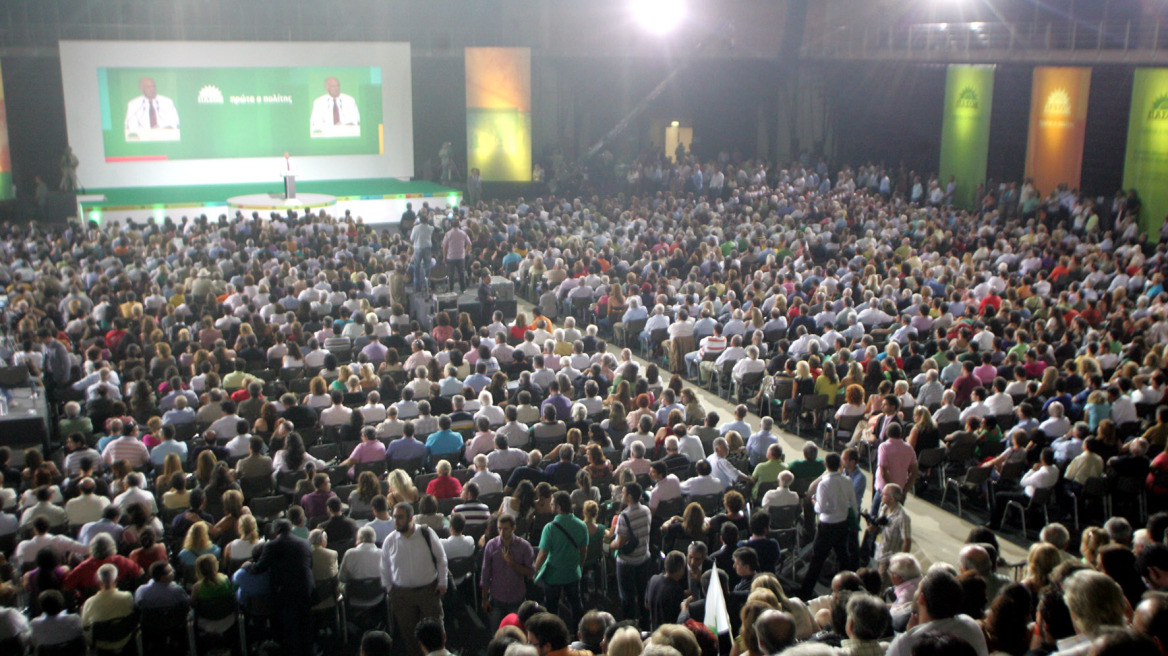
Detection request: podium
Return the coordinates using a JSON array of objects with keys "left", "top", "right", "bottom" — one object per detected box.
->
[{"left": 282, "top": 171, "right": 297, "bottom": 200}]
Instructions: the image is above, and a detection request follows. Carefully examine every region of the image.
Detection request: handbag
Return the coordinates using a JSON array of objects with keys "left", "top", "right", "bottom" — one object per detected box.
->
[{"left": 618, "top": 512, "right": 639, "bottom": 556}]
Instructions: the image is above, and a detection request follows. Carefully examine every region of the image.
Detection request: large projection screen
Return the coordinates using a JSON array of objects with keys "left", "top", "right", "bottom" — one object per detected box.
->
[{"left": 60, "top": 41, "right": 413, "bottom": 188}]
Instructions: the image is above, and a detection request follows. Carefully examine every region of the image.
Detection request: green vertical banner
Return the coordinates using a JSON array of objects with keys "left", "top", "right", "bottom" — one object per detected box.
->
[
  {"left": 0, "top": 62, "right": 12, "bottom": 200},
  {"left": 1123, "top": 68, "right": 1168, "bottom": 237},
  {"left": 938, "top": 64, "right": 995, "bottom": 210}
]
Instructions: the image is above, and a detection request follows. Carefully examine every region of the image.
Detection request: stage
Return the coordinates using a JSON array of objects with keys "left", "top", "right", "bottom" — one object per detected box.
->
[{"left": 78, "top": 178, "right": 461, "bottom": 227}]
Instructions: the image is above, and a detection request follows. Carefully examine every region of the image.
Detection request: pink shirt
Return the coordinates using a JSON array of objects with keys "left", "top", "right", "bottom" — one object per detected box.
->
[
  {"left": 876, "top": 438, "right": 917, "bottom": 490},
  {"left": 442, "top": 228, "right": 472, "bottom": 260},
  {"left": 973, "top": 364, "right": 997, "bottom": 386},
  {"left": 346, "top": 439, "right": 386, "bottom": 478}
]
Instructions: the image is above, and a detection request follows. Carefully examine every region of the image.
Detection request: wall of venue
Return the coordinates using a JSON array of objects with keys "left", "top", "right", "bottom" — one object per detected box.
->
[{"left": 0, "top": 50, "right": 1146, "bottom": 202}]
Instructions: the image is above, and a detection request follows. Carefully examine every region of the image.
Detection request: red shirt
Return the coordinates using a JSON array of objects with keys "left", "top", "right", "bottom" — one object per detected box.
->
[
  {"left": 426, "top": 475, "right": 463, "bottom": 500},
  {"left": 63, "top": 555, "right": 143, "bottom": 591}
]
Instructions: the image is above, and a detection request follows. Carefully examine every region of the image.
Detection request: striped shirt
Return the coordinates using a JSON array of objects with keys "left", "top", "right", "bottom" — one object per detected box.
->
[
  {"left": 616, "top": 504, "right": 652, "bottom": 565},
  {"left": 101, "top": 437, "right": 149, "bottom": 467},
  {"left": 453, "top": 502, "right": 491, "bottom": 528}
]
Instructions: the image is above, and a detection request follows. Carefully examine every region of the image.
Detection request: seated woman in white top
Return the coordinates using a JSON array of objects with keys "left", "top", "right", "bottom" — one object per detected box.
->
[
  {"left": 271, "top": 433, "right": 328, "bottom": 476},
  {"left": 223, "top": 514, "right": 264, "bottom": 565},
  {"left": 282, "top": 343, "right": 306, "bottom": 369}
]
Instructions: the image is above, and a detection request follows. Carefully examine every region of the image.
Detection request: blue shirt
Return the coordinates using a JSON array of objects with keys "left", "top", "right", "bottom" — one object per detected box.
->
[
  {"left": 426, "top": 429, "right": 463, "bottom": 458},
  {"left": 386, "top": 437, "right": 428, "bottom": 461},
  {"left": 745, "top": 430, "right": 777, "bottom": 468},
  {"left": 845, "top": 466, "right": 866, "bottom": 508},
  {"left": 150, "top": 440, "right": 188, "bottom": 466},
  {"left": 233, "top": 566, "right": 270, "bottom": 602},
  {"left": 720, "top": 420, "right": 751, "bottom": 438},
  {"left": 464, "top": 373, "right": 491, "bottom": 394}
]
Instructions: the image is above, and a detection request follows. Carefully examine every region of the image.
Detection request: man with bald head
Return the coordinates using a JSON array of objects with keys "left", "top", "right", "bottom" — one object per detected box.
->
[
  {"left": 311, "top": 76, "right": 360, "bottom": 131},
  {"left": 1133, "top": 592, "right": 1168, "bottom": 656},
  {"left": 756, "top": 609, "right": 798, "bottom": 655},
  {"left": 125, "top": 77, "right": 179, "bottom": 133}
]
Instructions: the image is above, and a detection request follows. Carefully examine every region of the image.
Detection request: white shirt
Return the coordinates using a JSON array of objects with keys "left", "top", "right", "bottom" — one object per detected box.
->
[
  {"left": 440, "top": 534, "right": 476, "bottom": 583},
  {"left": 340, "top": 542, "right": 383, "bottom": 584},
  {"left": 648, "top": 474, "right": 683, "bottom": 510},
  {"left": 677, "top": 435, "right": 706, "bottom": 463},
  {"left": 360, "top": 403, "right": 387, "bottom": 424},
  {"left": 125, "top": 95, "right": 180, "bottom": 131},
  {"left": 379, "top": 525, "right": 448, "bottom": 590},
  {"left": 813, "top": 471, "right": 859, "bottom": 524},
  {"left": 469, "top": 469, "right": 503, "bottom": 496},
  {"left": 885, "top": 615, "right": 989, "bottom": 656},
  {"left": 310, "top": 93, "right": 360, "bottom": 129},
  {"left": 487, "top": 448, "right": 528, "bottom": 471},
  {"left": 321, "top": 404, "right": 354, "bottom": 427},
  {"left": 985, "top": 392, "right": 1014, "bottom": 416},
  {"left": 732, "top": 357, "right": 765, "bottom": 380},
  {"left": 114, "top": 486, "right": 158, "bottom": 515},
  {"left": 679, "top": 475, "right": 723, "bottom": 496},
  {"left": 707, "top": 453, "right": 744, "bottom": 490}
]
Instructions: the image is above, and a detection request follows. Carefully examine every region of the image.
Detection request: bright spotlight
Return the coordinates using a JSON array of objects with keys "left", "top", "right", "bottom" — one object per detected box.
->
[
  {"left": 670, "top": 120, "right": 680, "bottom": 127},
  {"left": 632, "top": 0, "right": 685, "bottom": 34}
]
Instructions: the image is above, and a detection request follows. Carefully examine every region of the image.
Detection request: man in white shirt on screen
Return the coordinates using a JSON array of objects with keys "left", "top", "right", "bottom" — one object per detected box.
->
[
  {"left": 125, "top": 77, "right": 180, "bottom": 132},
  {"left": 310, "top": 76, "right": 360, "bottom": 130}
]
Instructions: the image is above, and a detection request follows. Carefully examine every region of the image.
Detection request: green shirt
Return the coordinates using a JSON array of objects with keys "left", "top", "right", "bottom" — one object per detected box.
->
[
  {"left": 787, "top": 458, "right": 826, "bottom": 480},
  {"left": 751, "top": 459, "right": 789, "bottom": 499},
  {"left": 536, "top": 513, "right": 588, "bottom": 585}
]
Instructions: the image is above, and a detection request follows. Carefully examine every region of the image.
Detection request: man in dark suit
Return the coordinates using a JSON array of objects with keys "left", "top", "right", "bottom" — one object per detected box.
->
[
  {"left": 252, "top": 519, "right": 314, "bottom": 656},
  {"left": 871, "top": 395, "right": 903, "bottom": 445}
]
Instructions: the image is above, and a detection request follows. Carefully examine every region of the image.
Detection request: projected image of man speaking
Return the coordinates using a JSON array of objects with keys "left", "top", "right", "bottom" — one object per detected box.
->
[
  {"left": 124, "top": 77, "right": 180, "bottom": 140},
  {"left": 310, "top": 76, "right": 360, "bottom": 137}
]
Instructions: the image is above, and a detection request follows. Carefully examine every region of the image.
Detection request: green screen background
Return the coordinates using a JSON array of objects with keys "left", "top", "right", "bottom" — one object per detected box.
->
[
  {"left": 100, "top": 66, "right": 383, "bottom": 161},
  {"left": 938, "top": 64, "right": 995, "bottom": 211},
  {"left": 1123, "top": 68, "right": 1168, "bottom": 238}
]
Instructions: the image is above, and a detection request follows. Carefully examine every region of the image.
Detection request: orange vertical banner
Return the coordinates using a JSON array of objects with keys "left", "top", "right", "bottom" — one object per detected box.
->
[{"left": 1024, "top": 66, "right": 1092, "bottom": 197}]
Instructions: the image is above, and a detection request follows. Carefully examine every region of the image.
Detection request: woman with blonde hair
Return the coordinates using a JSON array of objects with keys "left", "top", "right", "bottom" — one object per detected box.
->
[
  {"left": 194, "top": 449, "right": 217, "bottom": 487},
  {"left": 906, "top": 404, "right": 941, "bottom": 452},
  {"left": 840, "top": 361, "right": 865, "bottom": 389},
  {"left": 607, "top": 626, "right": 644, "bottom": 656},
  {"left": 155, "top": 453, "right": 185, "bottom": 493},
  {"left": 782, "top": 360, "right": 816, "bottom": 424},
  {"left": 661, "top": 501, "right": 708, "bottom": 551},
  {"left": 1021, "top": 541, "right": 1061, "bottom": 597},
  {"left": 191, "top": 553, "right": 235, "bottom": 633},
  {"left": 749, "top": 573, "right": 816, "bottom": 639},
  {"left": 210, "top": 489, "right": 246, "bottom": 543},
  {"left": 223, "top": 514, "right": 263, "bottom": 566},
  {"left": 359, "top": 363, "right": 379, "bottom": 390},
  {"left": 179, "top": 521, "right": 220, "bottom": 566},
  {"left": 385, "top": 468, "right": 419, "bottom": 505},
  {"left": 731, "top": 601, "right": 775, "bottom": 656},
  {"left": 1080, "top": 526, "right": 1110, "bottom": 569}
]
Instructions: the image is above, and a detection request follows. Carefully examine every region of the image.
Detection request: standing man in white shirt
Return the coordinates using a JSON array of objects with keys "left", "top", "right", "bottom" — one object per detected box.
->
[
  {"left": 379, "top": 502, "right": 447, "bottom": 656},
  {"left": 799, "top": 452, "right": 859, "bottom": 598}
]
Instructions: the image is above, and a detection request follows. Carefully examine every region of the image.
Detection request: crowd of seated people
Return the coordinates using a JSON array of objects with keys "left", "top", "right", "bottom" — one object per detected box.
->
[{"left": 0, "top": 152, "right": 1166, "bottom": 656}]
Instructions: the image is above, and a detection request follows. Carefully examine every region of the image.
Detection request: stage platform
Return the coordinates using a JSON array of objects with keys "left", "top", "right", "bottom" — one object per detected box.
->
[{"left": 79, "top": 178, "right": 461, "bottom": 227}]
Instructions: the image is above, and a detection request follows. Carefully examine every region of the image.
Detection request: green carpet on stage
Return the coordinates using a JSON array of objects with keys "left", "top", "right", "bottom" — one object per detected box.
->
[{"left": 82, "top": 178, "right": 458, "bottom": 208}]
